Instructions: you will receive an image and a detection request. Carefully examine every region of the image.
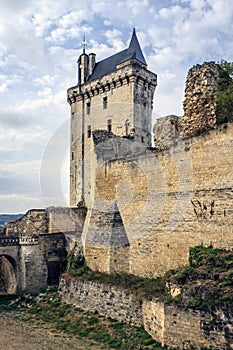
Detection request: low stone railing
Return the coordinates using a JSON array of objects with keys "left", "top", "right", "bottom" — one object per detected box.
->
[
  {"left": 19, "top": 235, "right": 39, "bottom": 245},
  {"left": 0, "top": 236, "right": 19, "bottom": 246}
]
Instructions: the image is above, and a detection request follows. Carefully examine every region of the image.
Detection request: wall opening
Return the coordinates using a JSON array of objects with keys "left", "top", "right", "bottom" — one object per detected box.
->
[
  {"left": 103, "top": 96, "right": 108, "bottom": 109},
  {"left": 107, "top": 119, "right": 112, "bottom": 132},
  {"left": 0, "top": 255, "right": 17, "bottom": 295}
]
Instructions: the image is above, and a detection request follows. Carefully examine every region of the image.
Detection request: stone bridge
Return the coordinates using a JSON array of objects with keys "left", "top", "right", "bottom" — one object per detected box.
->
[
  {"left": 0, "top": 234, "right": 66, "bottom": 294},
  {"left": 0, "top": 237, "right": 20, "bottom": 294},
  {"left": 0, "top": 207, "right": 86, "bottom": 294}
]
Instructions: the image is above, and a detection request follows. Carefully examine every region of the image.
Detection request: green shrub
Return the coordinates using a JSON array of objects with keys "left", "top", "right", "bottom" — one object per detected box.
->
[
  {"left": 88, "top": 316, "right": 99, "bottom": 325},
  {"left": 189, "top": 245, "right": 224, "bottom": 268},
  {"left": 216, "top": 60, "right": 233, "bottom": 125}
]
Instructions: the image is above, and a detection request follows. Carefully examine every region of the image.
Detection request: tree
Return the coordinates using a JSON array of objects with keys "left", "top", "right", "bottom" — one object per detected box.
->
[
  {"left": 218, "top": 60, "right": 233, "bottom": 77},
  {"left": 216, "top": 60, "right": 233, "bottom": 124}
]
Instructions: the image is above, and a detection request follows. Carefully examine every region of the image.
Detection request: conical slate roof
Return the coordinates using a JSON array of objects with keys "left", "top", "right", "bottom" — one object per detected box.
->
[
  {"left": 123, "top": 28, "right": 147, "bottom": 65},
  {"left": 87, "top": 29, "right": 147, "bottom": 83}
]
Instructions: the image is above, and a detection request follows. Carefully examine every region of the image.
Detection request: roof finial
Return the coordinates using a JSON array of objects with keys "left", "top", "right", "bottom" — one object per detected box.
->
[{"left": 81, "top": 34, "right": 87, "bottom": 54}]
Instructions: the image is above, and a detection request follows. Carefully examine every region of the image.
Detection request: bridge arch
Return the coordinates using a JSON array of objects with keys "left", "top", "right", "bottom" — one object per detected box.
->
[{"left": 0, "top": 254, "right": 17, "bottom": 294}]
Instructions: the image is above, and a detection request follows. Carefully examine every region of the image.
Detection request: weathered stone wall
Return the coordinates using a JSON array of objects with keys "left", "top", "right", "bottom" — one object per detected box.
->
[
  {"left": 153, "top": 62, "right": 219, "bottom": 148},
  {"left": 59, "top": 277, "right": 233, "bottom": 349},
  {"left": 144, "top": 300, "right": 233, "bottom": 349},
  {"left": 47, "top": 206, "right": 86, "bottom": 252},
  {"left": 4, "top": 207, "right": 86, "bottom": 254},
  {"left": 39, "top": 233, "right": 67, "bottom": 285},
  {"left": 180, "top": 61, "right": 219, "bottom": 138},
  {"left": 59, "top": 276, "right": 143, "bottom": 326},
  {"left": 142, "top": 299, "right": 165, "bottom": 345},
  {"left": 85, "top": 122, "right": 233, "bottom": 277},
  {"left": 48, "top": 207, "right": 82, "bottom": 233},
  {"left": 5, "top": 209, "right": 48, "bottom": 236},
  {"left": 84, "top": 199, "right": 130, "bottom": 274},
  {"left": 0, "top": 207, "right": 87, "bottom": 293},
  {"left": 19, "top": 243, "right": 48, "bottom": 293},
  {"left": 0, "top": 233, "right": 67, "bottom": 293}
]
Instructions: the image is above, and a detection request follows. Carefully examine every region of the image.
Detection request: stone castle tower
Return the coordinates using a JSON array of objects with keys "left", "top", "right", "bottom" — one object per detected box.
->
[{"left": 67, "top": 29, "right": 157, "bottom": 207}]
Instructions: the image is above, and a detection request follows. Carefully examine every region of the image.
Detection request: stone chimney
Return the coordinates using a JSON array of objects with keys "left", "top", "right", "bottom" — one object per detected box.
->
[
  {"left": 78, "top": 53, "right": 89, "bottom": 85},
  {"left": 88, "top": 53, "right": 96, "bottom": 76}
]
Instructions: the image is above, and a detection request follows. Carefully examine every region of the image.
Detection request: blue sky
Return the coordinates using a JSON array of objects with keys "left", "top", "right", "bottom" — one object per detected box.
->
[{"left": 0, "top": 0, "right": 232, "bottom": 213}]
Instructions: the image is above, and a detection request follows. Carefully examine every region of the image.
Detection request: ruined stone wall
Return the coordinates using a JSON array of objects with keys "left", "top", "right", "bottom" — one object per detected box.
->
[
  {"left": 48, "top": 207, "right": 80, "bottom": 233},
  {"left": 59, "top": 276, "right": 143, "bottom": 326},
  {"left": 180, "top": 61, "right": 219, "bottom": 138},
  {"left": 143, "top": 299, "right": 233, "bottom": 349},
  {"left": 5, "top": 209, "right": 48, "bottom": 236},
  {"left": 153, "top": 63, "right": 219, "bottom": 147},
  {"left": 59, "top": 277, "right": 233, "bottom": 349},
  {"left": 153, "top": 115, "right": 180, "bottom": 149},
  {"left": 86, "top": 122, "right": 233, "bottom": 277}
]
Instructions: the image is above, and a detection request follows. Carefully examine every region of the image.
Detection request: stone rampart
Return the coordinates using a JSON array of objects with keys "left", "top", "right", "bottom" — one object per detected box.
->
[{"left": 85, "top": 122, "right": 233, "bottom": 276}]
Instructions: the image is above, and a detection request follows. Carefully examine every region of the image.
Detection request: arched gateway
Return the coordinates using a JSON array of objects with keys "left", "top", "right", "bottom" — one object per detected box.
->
[{"left": 0, "top": 255, "right": 17, "bottom": 294}]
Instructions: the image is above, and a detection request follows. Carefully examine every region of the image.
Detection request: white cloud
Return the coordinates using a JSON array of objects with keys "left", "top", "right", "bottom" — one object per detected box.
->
[
  {"left": 0, "top": 0, "right": 232, "bottom": 213},
  {"left": 103, "top": 20, "right": 111, "bottom": 26},
  {"left": 0, "top": 194, "right": 44, "bottom": 214},
  {"left": 126, "top": 0, "right": 149, "bottom": 16},
  {"left": 0, "top": 74, "right": 20, "bottom": 93}
]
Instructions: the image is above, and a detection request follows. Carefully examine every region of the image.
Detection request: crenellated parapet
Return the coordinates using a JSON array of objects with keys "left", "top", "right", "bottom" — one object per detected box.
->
[{"left": 67, "top": 61, "right": 157, "bottom": 106}]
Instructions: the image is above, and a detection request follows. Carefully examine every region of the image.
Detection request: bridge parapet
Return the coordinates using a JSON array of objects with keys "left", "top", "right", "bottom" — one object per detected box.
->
[
  {"left": 0, "top": 236, "right": 19, "bottom": 246},
  {"left": 19, "top": 235, "right": 39, "bottom": 245}
]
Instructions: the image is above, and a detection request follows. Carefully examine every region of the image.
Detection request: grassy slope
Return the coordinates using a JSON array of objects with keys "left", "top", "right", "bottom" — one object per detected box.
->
[
  {"left": 0, "top": 290, "right": 165, "bottom": 350},
  {"left": 166, "top": 245, "right": 233, "bottom": 309}
]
